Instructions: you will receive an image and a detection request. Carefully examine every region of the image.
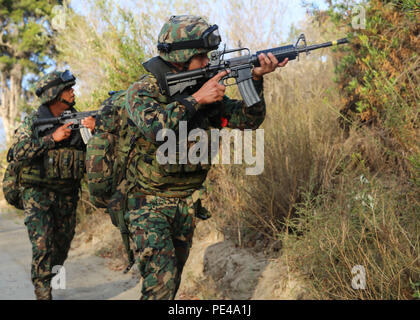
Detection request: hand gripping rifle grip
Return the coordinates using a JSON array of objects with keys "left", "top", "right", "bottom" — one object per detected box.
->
[{"left": 237, "top": 68, "right": 261, "bottom": 107}]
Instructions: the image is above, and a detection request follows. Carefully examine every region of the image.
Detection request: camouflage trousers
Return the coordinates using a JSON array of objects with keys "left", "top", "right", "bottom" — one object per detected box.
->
[
  {"left": 126, "top": 192, "right": 198, "bottom": 300},
  {"left": 22, "top": 186, "right": 79, "bottom": 300}
]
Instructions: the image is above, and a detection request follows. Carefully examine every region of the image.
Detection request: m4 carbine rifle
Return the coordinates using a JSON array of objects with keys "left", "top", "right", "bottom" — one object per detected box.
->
[
  {"left": 33, "top": 110, "right": 98, "bottom": 144},
  {"left": 165, "top": 34, "right": 349, "bottom": 107}
]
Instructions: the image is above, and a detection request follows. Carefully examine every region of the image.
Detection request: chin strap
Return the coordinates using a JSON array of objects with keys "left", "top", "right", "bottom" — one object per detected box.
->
[
  {"left": 182, "top": 57, "right": 193, "bottom": 72},
  {"left": 58, "top": 97, "right": 75, "bottom": 108}
]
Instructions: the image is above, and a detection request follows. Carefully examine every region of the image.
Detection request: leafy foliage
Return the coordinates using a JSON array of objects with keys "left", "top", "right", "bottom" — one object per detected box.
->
[
  {"left": 0, "top": 0, "right": 61, "bottom": 141},
  {"left": 55, "top": 0, "right": 148, "bottom": 110},
  {"left": 0, "top": 0, "right": 60, "bottom": 84},
  {"left": 328, "top": 0, "right": 419, "bottom": 178}
]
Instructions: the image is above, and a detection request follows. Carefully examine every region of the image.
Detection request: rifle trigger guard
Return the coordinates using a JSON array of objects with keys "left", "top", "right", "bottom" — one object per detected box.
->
[{"left": 220, "top": 69, "right": 236, "bottom": 87}]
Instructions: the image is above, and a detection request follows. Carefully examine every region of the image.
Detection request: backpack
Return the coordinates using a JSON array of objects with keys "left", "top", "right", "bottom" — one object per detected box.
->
[
  {"left": 2, "top": 148, "right": 24, "bottom": 210},
  {"left": 85, "top": 90, "right": 137, "bottom": 272},
  {"left": 86, "top": 90, "right": 136, "bottom": 208}
]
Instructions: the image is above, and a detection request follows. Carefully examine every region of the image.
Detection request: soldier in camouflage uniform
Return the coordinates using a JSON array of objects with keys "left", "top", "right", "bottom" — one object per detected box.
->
[
  {"left": 10, "top": 70, "right": 95, "bottom": 300},
  {"left": 123, "top": 15, "right": 288, "bottom": 299}
]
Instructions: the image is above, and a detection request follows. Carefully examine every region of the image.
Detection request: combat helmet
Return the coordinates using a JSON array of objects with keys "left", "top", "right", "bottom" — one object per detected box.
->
[
  {"left": 35, "top": 70, "right": 76, "bottom": 105},
  {"left": 157, "top": 15, "right": 221, "bottom": 63}
]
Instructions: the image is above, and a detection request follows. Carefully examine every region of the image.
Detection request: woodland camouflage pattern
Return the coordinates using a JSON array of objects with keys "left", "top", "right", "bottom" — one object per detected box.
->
[
  {"left": 22, "top": 187, "right": 78, "bottom": 300},
  {"left": 85, "top": 91, "right": 138, "bottom": 268},
  {"left": 158, "top": 15, "right": 213, "bottom": 63},
  {"left": 85, "top": 90, "right": 136, "bottom": 209},
  {"left": 35, "top": 71, "right": 76, "bottom": 105},
  {"left": 12, "top": 111, "right": 56, "bottom": 161},
  {"left": 85, "top": 92, "right": 122, "bottom": 209},
  {"left": 12, "top": 111, "right": 83, "bottom": 190},
  {"left": 10, "top": 74, "right": 80, "bottom": 300},
  {"left": 126, "top": 193, "right": 196, "bottom": 299},
  {"left": 124, "top": 67, "right": 266, "bottom": 299},
  {"left": 125, "top": 74, "right": 265, "bottom": 144}
]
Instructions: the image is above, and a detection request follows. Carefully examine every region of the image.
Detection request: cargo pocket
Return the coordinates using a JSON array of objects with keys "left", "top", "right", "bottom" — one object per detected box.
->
[
  {"left": 44, "top": 149, "right": 60, "bottom": 179},
  {"left": 73, "top": 150, "right": 85, "bottom": 180},
  {"left": 59, "top": 148, "right": 74, "bottom": 179}
]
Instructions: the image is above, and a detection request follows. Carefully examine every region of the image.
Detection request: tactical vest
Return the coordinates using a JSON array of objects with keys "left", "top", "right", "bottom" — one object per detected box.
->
[
  {"left": 19, "top": 105, "right": 86, "bottom": 192},
  {"left": 126, "top": 57, "right": 223, "bottom": 198}
]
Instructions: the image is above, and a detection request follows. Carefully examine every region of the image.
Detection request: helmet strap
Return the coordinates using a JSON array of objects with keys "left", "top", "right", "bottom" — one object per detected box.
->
[
  {"left": 58, "top": 97, "right": 75, "bottom": 108},
  {"left": 182, "top": 56, "right": 194, "bottom": 72}
]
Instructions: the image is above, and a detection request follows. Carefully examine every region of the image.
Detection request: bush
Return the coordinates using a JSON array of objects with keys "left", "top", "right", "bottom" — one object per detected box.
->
[
  {"left": 206, "top": 2, "right": 419, "bottom": 299},
  {"left": 333, "top": 0, "right": 419, "bottom": 179},
  {"left": 207, "top": 19, "right": 350, "bottom": 243},
  {"left": 282, "top": 173, "right": 419, "bottom": 299}
]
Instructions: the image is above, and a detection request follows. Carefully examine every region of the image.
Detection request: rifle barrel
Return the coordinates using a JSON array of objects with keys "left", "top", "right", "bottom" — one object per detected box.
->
[
  {"left": 298, "top": 38, "right": 349, "bottom": 53},
  {"left": 254, "top": 37, "right": 349, "bottom": 66}
]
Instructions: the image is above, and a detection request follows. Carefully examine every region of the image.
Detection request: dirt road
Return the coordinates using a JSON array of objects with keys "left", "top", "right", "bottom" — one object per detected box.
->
[
  {"left": 1, "top": 206, "right": 307, "bottom": 300},
  {"left": 0, "top": 209, "right": 139, "bottom": 300}
]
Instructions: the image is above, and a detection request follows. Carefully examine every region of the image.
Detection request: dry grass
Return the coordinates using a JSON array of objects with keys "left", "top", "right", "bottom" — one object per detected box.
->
[
  {"left": 208, "top": 33, "right": 350, "bottom": 242},
  {"left": 205, "top": 19, "right": 419, "bottom": 299},
  {"left": 282, "top": 175, "right": 419, "bottom": 299}
]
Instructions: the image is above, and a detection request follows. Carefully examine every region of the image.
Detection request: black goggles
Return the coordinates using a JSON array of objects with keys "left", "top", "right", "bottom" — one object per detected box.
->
[
  {"left": 157, "top": 24, "right": 221, "bottom": 53},
  {"left": 36, "top": 70, "right": 76, "bottom": 97}
]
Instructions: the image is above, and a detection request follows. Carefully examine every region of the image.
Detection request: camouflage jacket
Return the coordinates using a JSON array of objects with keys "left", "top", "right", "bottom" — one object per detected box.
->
[
  {"left": 12, "top": 105, "right": 85, "bottom": 162},
  {"left": 123, "top": 72, "right": 267, "bottom": 197},
  {"left": 12, "top": 110, "right": 56, "bottom": 163},
  {"left": 125, "top": 73, "right": 267, "bottom": 143},
  {"left": 11, "top": 106, "right": 85, "bottom": 190}
]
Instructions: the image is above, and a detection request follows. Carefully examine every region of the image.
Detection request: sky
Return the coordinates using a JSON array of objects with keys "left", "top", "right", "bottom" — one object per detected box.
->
[
  {"left": 70, "top": 0, "right": 329, "bottom": 42},
  {"left": 0, "top": 0, "right": 329, "bottom": 148}
]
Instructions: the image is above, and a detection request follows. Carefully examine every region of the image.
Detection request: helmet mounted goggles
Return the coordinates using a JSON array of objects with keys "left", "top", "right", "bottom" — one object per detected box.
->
[
  {"left": 157, "top": 24, "right": 221, "bottom": 53},
  {"left": 35, "top": 70, "right": 76, "bottom": 97}
]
